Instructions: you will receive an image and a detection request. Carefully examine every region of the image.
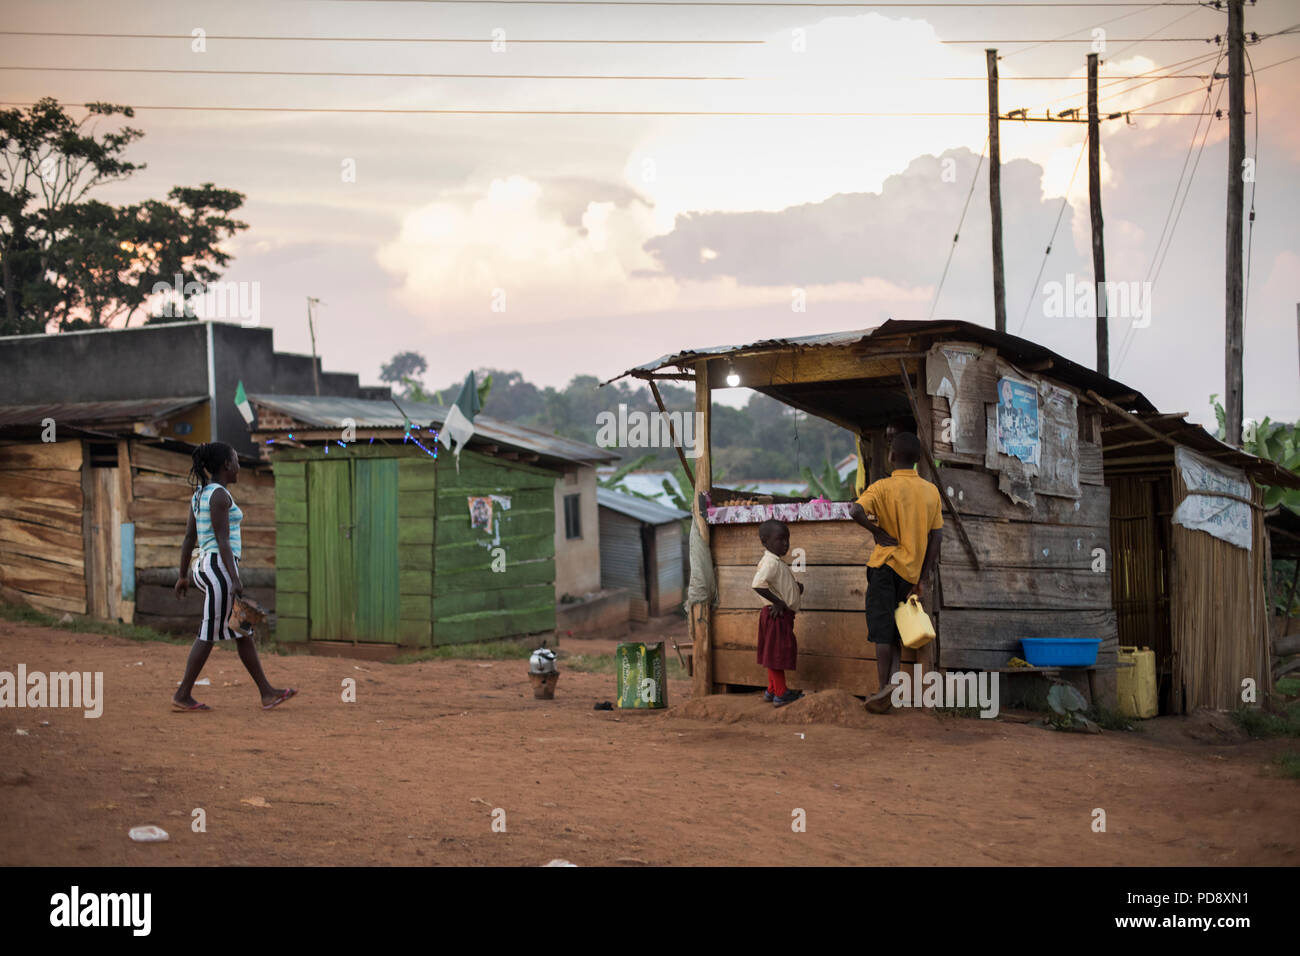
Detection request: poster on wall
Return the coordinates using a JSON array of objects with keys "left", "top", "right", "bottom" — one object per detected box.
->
[
  {"left": 995, "top": 376, "right": 1040, "bottom": 464},
  {"left": 468, "top": 496, "right": 493, "bottom": 529},
  {"left": 1172, "top": 447, "right": 1252, "bottom": 551}
]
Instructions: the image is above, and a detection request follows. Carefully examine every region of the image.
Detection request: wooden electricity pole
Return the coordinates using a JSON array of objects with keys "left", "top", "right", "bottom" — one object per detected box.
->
[
  {"left": 1088, "top": 52, "right": 1108, "bottom": 377},
  {"left": 987, "top": 49, "right": 1007, "bottom": 333},
  {"left": 1225, "top": 0, "right": 1246, "bottom": 446}
]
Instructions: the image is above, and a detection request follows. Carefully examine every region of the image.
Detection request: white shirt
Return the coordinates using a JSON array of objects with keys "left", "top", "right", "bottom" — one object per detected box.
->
[{"left": 751, "top": 550, "right": 801, "bottom": 612}]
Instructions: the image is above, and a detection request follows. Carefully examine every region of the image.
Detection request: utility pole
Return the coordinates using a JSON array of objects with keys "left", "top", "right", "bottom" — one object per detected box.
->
[
  {"left": 1088, "top": 52, "right": 1108, "bottom": 378},
  {"left": 306, "top": 296, "right": 322, "bottom": 396},
  {"left": 1225, "top": 0, "right": 1246, "bottom": 446},
  {"left": 987, "top": 49, "right": 1007, "bottom": 333}
]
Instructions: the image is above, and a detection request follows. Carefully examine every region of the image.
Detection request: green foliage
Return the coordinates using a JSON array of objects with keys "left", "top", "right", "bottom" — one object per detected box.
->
[
  {"left": 1, "top": 98, "right": 247, "bottom": 333},
  {"left": 801, "top": 456, "right": 854, "bottom": 500},
  {"left": 1085, "top": 705, "right": 1137, "bottom": 732},
  {"left": 1045, "top": 682, "right": 1100, "bottom": 732},
  {"left": 1209, "top": 393, "right": 1300, "bottom": 515},
  {"left": 381, "top": 352, "right": 428, "bottom": 396},
  {"left": 1273, "top": 752, "right": 1300, "bottom": 780},
  {"left": 412, "top": 364, "right": 855, "bottom": 482},
  {"left": 598, "top": 452, "right": 657, "bottom": 497},
  {"left": 1231, "top": 699, "right": 1300, "bottom": 739},
  {"left": 399, "top": 376, "right": 432, "bottom": 404}
]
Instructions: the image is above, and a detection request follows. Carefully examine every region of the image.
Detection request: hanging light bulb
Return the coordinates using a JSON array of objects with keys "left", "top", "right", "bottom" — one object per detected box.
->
[{"left": 725, "top": 363, "right": 740, "bottom": 388}]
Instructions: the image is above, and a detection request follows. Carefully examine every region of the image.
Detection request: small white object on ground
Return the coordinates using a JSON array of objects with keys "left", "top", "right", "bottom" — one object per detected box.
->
[
  {"left": 543, "top": 859, "right": 578, "bottom": 867},
  {"left": 175, "top": 678, "right": 210, "bottom": 685},
  {"left": 795, "top": 733, "right": 805, "bottom": 739},
  {"left": 128, "top": 825, "right": 169, "bottom": 842},
  {"left": 15, "top": 729, "right": 29, "bottom": 736}
]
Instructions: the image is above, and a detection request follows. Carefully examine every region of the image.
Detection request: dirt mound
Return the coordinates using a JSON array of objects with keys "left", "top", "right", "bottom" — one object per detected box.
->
[
  {"left": 676, "top": 689, "right": 872, "bottom": 729},
  {"left": 1181, "top": 707, "right": 1249, "bottom": 743}
]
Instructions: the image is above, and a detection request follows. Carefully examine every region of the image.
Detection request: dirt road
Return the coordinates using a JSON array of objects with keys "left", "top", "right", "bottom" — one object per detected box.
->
[{"left": 1, "top": 619, "right": 1295, "bottom": 866}]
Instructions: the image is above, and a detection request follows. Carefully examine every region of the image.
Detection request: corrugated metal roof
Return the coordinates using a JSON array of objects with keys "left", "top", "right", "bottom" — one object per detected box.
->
[
  {"left": 248, "top": 393, "right": 616, "bottom": 466},
  {"left": 597, "top": 486, "right": 689, "bottom": 524},
  {"left": 604, "top": 318, "right": 1300, "bottom": 490},
  {"left": 605, "top": 318, "right": 1156, "bottom": 413},
  {"left": 0, "top": 396, "right": 208, "bottom": 428},
  {"left": 1100, "top": 413, "right": 1300, "bottom": 489}
]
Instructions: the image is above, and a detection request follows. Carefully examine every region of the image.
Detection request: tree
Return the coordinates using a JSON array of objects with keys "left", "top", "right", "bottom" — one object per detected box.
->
[
  {"left": 0, "top": 98, "right": 247, "bottom": 333},
  {"left": 380, "top": 351, "right": 428, "bottom": 400}
]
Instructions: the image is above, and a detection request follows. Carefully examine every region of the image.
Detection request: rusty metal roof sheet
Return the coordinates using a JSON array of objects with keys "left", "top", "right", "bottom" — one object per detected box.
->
[
  {"left": 0, "top": 396, "right": 208, "bottom": 428},
  {"left": 606, "top": 318, "right": 1300, "bottom": 489},
  {"left": 596, "top": 486, "right": 689, "bottom": 525},
  {"left": 606, "top": 318, "right": 1156, "bottom": 412},
  {"left": 247, "top": 393, "right": 616, "bottom": 466}
]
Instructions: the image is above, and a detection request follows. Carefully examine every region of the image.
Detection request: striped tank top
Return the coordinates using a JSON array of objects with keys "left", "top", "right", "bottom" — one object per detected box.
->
[{"left": 192, "top": 483, "right": 243, "bottom": 558}]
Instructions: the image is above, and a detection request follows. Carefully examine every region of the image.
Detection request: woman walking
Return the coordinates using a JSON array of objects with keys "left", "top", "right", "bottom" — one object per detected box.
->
[{"left": 172, "top": 442, "right": 297, "bottom": 712}]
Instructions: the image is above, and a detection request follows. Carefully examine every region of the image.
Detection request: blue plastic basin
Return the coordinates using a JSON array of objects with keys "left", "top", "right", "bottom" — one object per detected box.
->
[{"left": 1020, "top": 638, "right": 1101, "bottom": 667}]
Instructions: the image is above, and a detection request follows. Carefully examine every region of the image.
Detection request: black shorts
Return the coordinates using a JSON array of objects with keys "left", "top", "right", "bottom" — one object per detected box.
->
[{"left": 865, "top": 564, "right": 913, "bottom": 646}]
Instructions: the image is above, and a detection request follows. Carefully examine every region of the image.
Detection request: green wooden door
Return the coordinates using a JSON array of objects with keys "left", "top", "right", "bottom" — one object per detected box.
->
[
  {"left": 307, "top": 458, "right": 401, "bottom": 643},
  {"left": 307, "top": 460, "right": 356, "bottom": 641},
  {"left": 353, "top": 458, "right": 400, "bottom": 641}
]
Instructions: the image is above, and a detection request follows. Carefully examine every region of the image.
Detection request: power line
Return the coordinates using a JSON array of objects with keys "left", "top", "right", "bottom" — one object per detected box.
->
[
  {"left": 0, "top": 100, "right": 1215, "bottom": 116},
  {"left": 1114, "top": 50, "right": 1226, "bottom": 373},
  {"left": 928, "top": 137, "right": 988, "bottom": 321},
  {"left": 0, "top": 65, "right": 747, "bottom": 81},
  {"left": 0, "top": 65, "right": 1217, "bottom": 81},
  {"left": 0, "top": 30, "right": 763, "bottom": 44},
  {"left": 1016, "top": 129, "right": 1089, "bottom": 335},
  {"left": 304, "top": 1, "right": 1220, "bottom": 6},
  {"left": 945, "top": 37, "right": 1215, "bottom": 43},
  {"left": 999, "top": 1, "right": 1187, "bottom": 61}
]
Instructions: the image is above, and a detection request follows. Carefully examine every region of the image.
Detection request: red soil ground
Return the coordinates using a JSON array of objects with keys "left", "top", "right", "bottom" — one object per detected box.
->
[{"left": 1, "top": 617, "right": 1295, "bottom": 866}]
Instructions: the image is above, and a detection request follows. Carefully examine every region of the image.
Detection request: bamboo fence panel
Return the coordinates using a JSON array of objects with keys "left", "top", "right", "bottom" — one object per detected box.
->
[{"left": 1169, "top": 472, "right": 1270, "bottom": 711}]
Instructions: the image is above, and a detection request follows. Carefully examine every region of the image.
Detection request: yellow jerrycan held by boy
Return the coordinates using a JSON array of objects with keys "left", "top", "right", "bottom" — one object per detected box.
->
[{"left": 895, "top": 595, "right": 936, "bottom": 649}]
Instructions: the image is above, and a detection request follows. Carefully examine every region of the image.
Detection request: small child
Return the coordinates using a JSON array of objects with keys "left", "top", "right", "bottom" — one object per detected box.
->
[{"left": 751, "top": 518, "right": 804, "bottom": 707}]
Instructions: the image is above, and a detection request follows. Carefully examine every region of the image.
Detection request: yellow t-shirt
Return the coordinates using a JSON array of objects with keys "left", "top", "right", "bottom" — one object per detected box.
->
[{"left": 856, "top": 469, "right": 944, "bottom": 584}]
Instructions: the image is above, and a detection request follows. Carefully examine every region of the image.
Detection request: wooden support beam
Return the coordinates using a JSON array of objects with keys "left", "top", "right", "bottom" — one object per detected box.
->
[
  {"left": 690, "top": 360, "right": 714, "bottom": 698},
  {"left": 1102, "top": 411, "right": 1188, "bottom": 429},
  {"left": 1088, "top": 390, "right": 1182, "bottom": 452},
  {"left": 897, "top": 360, "right": 980, "bottom": 571},
  {"left": 649, "top": 379, "right": 694, "bottom": 488}
]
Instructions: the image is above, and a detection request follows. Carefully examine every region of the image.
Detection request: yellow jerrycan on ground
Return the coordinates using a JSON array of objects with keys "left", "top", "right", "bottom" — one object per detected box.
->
[{"left": 895, "top": 594, "right": 936, "bottom": 650}]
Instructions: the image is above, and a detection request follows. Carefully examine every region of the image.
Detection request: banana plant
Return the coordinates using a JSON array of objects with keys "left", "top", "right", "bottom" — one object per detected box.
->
[
  {"left": 801, "top": 457, "right": 854, "bottom": 500},
  {"left": 1211, "top": 395, "right": 1300, "bottom": 515}
]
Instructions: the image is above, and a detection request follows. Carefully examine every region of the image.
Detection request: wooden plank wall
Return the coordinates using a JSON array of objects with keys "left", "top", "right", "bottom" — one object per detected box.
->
[
  {"left": 934, "top": 464, "right": 1119, "bottom": 672},
  {"left": 130, "top": 444, "right": 275, "bottom": 633},
  {"left": 709, "top": 520, "right": 921, "bottom": 696},
  {"left": 397, "top": 456, "right": 435, "bottom": 647},
  {"left": 0, "top": 441, "right": 87, "bottom": 615},
  {"left": 432, "top": 450, "right": 557, "bottom": 644},
  {"left": 273, "top": 460, "right": 308, "bottom": 643}
]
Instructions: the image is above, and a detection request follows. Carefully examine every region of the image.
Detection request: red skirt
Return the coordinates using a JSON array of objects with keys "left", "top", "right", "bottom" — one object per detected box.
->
[{"left": 756, "top": 607, "right": 797, "bottom": 671}]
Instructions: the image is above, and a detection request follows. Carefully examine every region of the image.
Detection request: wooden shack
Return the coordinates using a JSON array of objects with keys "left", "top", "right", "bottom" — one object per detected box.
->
[
  {"left": 248, "top": 394, "right": 613, "bottom": 651},
  {"left": 0, "top": 398, "right": 274, "bottom": 629},
  {"left": 612, "top": 320, "right": 1299, "bottom": 713}
]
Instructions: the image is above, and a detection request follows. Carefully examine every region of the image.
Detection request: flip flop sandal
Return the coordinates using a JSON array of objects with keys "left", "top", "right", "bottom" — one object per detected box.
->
[
  {"left": 172, "top": 701, "right": 211, "bottom": 712},
  {"left": 262, "top": 688, "right": 298, "bottom": 711}
]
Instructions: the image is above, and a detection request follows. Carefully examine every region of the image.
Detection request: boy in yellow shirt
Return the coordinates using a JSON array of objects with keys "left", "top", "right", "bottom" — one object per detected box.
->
[{"left": 848, "top": 431, "right": 943, "bottom": 714}]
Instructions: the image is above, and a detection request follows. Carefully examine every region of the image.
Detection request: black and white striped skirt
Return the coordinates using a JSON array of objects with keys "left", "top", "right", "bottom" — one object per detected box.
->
[{"left": 192, "top": 551, "right": 240, "bottom": 642}]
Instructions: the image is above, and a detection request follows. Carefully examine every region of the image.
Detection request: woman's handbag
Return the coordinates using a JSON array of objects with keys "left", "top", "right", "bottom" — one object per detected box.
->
[{"left": 228, "top": 595, "right": 267, "bottom": 639}]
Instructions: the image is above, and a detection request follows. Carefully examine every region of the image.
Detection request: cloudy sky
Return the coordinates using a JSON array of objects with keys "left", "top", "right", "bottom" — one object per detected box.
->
[{"left": 5, "top": 0, "right": 1299, "bottom": 422}]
